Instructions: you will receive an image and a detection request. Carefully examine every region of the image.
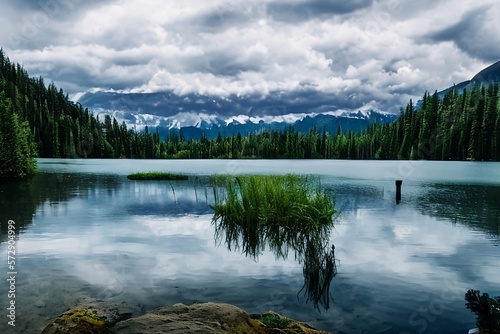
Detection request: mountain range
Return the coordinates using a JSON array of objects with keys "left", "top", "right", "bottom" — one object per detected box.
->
[
  {"left": 76, "top": 59, "right": 500, "bottom": 140},
  {"left": 77, "top": 90, "right": 397, "bottom": 140}
]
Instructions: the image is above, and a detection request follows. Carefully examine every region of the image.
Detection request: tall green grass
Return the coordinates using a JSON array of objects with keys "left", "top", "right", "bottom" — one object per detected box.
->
[
  {"left": 210, "top": 174, "right": 335, "bottom": 257},
  {"left": 210, "top": 174, "right": 337, "bottom": 310}
]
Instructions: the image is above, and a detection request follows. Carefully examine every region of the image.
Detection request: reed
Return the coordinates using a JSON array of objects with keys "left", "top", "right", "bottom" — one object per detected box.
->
[
  {"left": 210, "top": 174, "right": 337, "bottom": 310},
  {"left": 210, "top": 174, "right": 335, "bottom": 257}
]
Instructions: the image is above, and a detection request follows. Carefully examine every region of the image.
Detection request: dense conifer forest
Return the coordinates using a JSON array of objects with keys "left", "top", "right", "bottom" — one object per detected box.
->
[{"left": 1, "top": 49, "right": 499, "bottom": 177}]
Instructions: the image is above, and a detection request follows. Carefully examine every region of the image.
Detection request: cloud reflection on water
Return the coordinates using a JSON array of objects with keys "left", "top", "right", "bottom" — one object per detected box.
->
[{"left": 2, "top": 161, "right": 500, "bottom": 333}]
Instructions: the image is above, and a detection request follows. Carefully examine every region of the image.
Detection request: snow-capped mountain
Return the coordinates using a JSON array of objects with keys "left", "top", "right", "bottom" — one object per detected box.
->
[
  {"left": 91, "top": 107, "right": 397, "bottom": 140},
  {"left": 78, "top": 91, "right": 397, "bottom": 140}
]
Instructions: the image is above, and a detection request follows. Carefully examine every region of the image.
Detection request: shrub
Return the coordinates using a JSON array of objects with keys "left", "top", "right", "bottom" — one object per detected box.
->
[{"left": 465, "top": 289, "right": 500, "bottom": 333}]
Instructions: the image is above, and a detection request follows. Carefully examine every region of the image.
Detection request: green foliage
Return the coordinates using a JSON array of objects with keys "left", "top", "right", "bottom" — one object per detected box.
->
[
  {"left": 129, "top": 83, "right": 499, "bottom": 161},
  {"left": 0, "top": 91, "right": 37, "bottom": 178},
  {"left": 172, "top": 149, "right": 190, "bottom": 159},
  {"left": 2, "top": 48, "right": 498, "bottom": 162},
  {"left": 260, "top": 314, "right": 291, "bottom": 329},
  {"left": 127, "top": 172, "right": 188, "bottom": 180},
  {"left": 0, "top": 49, "right": 166, "bottom": 160},
  {"left": 465, "top": 289, "right": 500, "bottom": 333},
  {"left": 211, "top": 175, "right": 335, "bottom": 253},
  {"left": 211, "top": 174, "right": 337, "bottom": 310}
]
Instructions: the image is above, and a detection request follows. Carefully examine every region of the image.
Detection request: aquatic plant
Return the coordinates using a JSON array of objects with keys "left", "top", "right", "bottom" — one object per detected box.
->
[
  {"left": 211, "top": 174, "right": 335, "bottom": 255},
  {"left": 211, "top": 174, "right": 337, "bottom": 310},
  {"left": 127, "top": 172, "right": 188, "bottom": 181},
  {"left": 465, "top": 289, "right": 500, "bottom": 333},
  {"left": 298, "top": 243, "right": 336, "bottom": 311}
]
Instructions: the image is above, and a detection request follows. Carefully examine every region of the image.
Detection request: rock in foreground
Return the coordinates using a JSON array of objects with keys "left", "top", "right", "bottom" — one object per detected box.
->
[
  {"left": 41, "top": 300, "right": 132, "bottom": 334},
  {"left": 43, "top": 302, "right": 332, "bottom": 334},
  {"left": 112, "top": 302, "right": 331, "bottom": 334}
]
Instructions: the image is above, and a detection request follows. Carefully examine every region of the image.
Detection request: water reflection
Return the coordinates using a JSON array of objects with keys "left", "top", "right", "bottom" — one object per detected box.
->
[
  {"left": 124, "top": 177, "right": 213, "bottom": 216},
  {"left": 414, "top": 184, "right": 500, "bottom": 240},
  {"left": 212, "top": 204, "right": 337, "bottom": 311},
  {"left": 0, "top": 173, "right": 121, "bottom": 243},
  {"left": 2, "top": 163, "right": 499, "bottom": 333}
]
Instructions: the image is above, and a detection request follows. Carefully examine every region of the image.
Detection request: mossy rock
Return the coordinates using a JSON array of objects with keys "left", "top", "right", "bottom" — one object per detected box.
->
[
  {"left": 42, "top": 308, "right": 106, "bottom": 334},
  {"left": 248, "top": 311, "right": 329, "bottom": 334},
  {"left": 42, "top": 302, "right": 131, "bottom": 334},
  {"left": 44, "top": 302, "right": 330, "bottom": 334},
  {"left": 112, "top": 303, "right": 331, "bottom": 334}
]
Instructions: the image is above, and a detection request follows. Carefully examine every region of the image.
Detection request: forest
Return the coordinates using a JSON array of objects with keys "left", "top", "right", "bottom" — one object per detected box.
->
[{"left": 1, "top": 49, "right": 500, "bottom": 177}]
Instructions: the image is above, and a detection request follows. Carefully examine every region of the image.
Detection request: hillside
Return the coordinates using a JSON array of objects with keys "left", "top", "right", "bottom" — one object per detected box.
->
[
  {"left": 1, "top": 48, "right": 499, "bottom": 162},
  {"left": 0, "top": 49, "right": 163, "bottom": 160},
  {"left": 471, "top": 60, "right": 500, "bottom": 85},
  {"left": 392, "top": 85, "right": 500, "bottom": 161},
  {"left": 430, "top": 59, "right": 500, "bottom": 103}
]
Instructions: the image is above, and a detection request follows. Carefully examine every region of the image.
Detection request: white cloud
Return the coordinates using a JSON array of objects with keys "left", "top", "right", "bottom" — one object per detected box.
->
[{"left": 0, "top": 0, "right": 498, "bottom": 113}]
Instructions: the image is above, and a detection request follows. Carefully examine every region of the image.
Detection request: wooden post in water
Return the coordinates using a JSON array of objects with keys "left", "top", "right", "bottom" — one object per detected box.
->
[{"left": 395, "top": 180, "right": 402, "bottom": 204}]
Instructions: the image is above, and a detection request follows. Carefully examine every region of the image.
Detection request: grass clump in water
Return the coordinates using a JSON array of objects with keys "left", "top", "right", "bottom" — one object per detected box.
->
[
  {"left": 127, "top": 172, "right": 188, "bottom": 181},
  {"left": 211, "top": 174, "right": 335, "bottom": 256},
  {"left": 211, "top": 174, "right": 337, "bottom": 311}
]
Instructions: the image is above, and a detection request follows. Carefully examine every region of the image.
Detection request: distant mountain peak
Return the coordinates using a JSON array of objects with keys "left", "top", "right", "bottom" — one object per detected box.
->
[
  {"left": 471, "top": 59, "right": 500, "bottom": 84},
  {"left": 419, "top": 59, "right": 500, "bottom": 109},
  {"left": 92, "top": 108, "right": 397, "bottom": 141},
  {"left": 78, "top": 84, "right": 399, "bottom": 140}
]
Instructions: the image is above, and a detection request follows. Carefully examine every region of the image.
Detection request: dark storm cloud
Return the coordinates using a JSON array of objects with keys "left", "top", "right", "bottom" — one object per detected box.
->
[
  {"left": 195, "top": 10, "right": 253, "bottom": 33},
  {"left": 159, "top": 2, "right": 255, "bottom": 41},
  {"left": 206, "top": 56, "right": 262, "bottom": 76},
  {"left": 266, "top": 0, "right": 374, "bottom": 22},
  {"left": 0, "top": 0, "right": 497, "bottom": 114},
  {"left": 424, "top": 5, "right": 500, "bottom": 63},
  {"left": 25, "top": 59, "right": 149, "bottom": 92}
]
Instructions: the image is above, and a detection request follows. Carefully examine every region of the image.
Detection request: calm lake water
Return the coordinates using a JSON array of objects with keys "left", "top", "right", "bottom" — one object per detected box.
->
[{"left": 1, "top": 159, "right": 499, "bottom": 333}]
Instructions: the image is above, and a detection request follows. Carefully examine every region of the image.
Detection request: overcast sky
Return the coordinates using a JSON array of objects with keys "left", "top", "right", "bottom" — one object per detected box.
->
[{"left": 1, "top": 0, "right": 499, "bottom": 113}]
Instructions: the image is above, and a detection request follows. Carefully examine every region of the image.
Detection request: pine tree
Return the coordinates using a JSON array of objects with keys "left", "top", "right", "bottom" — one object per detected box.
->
[
  {"left": 482, "top": 84, "right": 498, "bottom": 160},
  {"left": 494, "top": 112, "right": 500, "bottom": 160},
  {"left": 469, "top": 87, "right": 486, "bottom": 160},
  {"left": 0, "top": 92, "right": 37, "bottom": 178}
]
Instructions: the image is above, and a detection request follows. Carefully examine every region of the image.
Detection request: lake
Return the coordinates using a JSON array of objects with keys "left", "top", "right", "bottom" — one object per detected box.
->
[{"left": 1, "top": 159, "right": 499, "bottom": 333}]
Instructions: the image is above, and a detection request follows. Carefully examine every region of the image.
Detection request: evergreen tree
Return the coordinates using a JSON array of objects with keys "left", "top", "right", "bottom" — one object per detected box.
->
[{"left": 0, "top": 92, "right": 37, "bottom": 178}]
